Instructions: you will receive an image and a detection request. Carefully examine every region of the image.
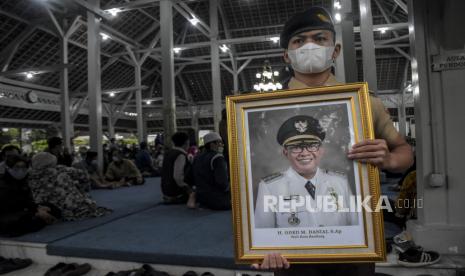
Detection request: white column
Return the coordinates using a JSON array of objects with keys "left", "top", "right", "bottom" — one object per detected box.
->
[
  {"left": 87, "top": 0, "right": 103, "bottom": 169},
  {"left": 358, "top": 0, "right": 378, "bottom": 93},
  {"left": 210, "top": 0, "right": 222, "bottom": 132},
  {"left": 60, "top": 34, "right": 72, "bottom": 150},
  {"left": 135, "top": 63, "right": 144, "bottom": 142},
  {"left": 160, "top": 0, "right": 176, "bottom": 147}
]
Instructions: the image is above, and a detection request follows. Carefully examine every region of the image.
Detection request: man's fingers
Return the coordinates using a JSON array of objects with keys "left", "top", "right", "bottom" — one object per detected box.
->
[
  {"left": 261, "top": 254, "right": 270, "bottom": 270},
  {"left": 348, "top": 151, "right": 386, "bottom": 160},
  {"left": 351, "top": 139, "right": 385, "bottom": 148},
  {"left": 275, "top": 253, "right": 284, "bottom": 269},
  {"left": 251, "top": 253, "right": 289, "bottom": 271},
  {"left": 269, "top": 253, "right": 278, "bottom": 269},
  {"left": 349, "top": 144, "right": 387, "bottom": 154},
  {"left": 281, "top": 255, "right": 290, "bottom": 269}
]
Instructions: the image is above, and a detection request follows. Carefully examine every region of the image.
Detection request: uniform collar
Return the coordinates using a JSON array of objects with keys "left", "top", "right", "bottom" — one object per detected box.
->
[
  {"left": 286, "top": 166, "right": 321, "bottom": 184},
  {"left": 288, "top": 74, "right": 341, "bottom": 89}
]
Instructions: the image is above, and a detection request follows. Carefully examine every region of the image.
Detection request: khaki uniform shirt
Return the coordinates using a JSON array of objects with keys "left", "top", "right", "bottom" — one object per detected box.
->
[
  {"left": 105, "top": 159, "right": 142, "bottom": 180},
  {"left": 288, "top": 75, "right": 399, "bottom": 145}
]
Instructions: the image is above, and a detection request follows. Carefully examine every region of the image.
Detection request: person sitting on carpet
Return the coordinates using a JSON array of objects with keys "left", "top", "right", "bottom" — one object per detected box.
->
[
  {"left": 0, "top": 145, "right": 21, "bottom": 176},
  {"left": 161, "top": 132, "right": 195, "bottom": 207},
  {"left": 0, "top": 154, "right": 59, "bottom": 237},
  {"left": 135, "top": 141, "right": 157, "bottom": 176},
  {"left": 44, "top": 137, "right": 73, "bottom": 167},
  {"left": 105, "top": 150, "right": 144, "bottom": 186},
  {"left": 28, "top": 152, "right": 111, "bottom": 221},
  {"left": 73, "top": 151, "right": 113, "bottom": 189},
  {"left": 192, "top": 132, "right": 230, "bottom": 210}
]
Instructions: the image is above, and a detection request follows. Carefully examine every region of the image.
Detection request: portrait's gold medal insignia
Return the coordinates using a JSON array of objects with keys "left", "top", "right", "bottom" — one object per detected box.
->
[{"left": 288, "top": 212, "right": 300, "bottom": 226}]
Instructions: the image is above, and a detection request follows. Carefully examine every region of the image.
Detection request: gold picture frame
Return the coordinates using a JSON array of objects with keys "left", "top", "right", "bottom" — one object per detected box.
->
[{"left": 226, "top": 82, "right": 385, "bottom": 264}]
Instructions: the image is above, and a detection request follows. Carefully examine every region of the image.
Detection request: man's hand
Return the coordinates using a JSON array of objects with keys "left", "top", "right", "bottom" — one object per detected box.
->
[
  {"left": 347, "top": 139, "right": 391, "bottom": 169},
  {"left": 251, "top": 253, "right": 290, "bottom": 270},
  {"left": 36, "top": 206, "right": 57, "bottom": 224}
]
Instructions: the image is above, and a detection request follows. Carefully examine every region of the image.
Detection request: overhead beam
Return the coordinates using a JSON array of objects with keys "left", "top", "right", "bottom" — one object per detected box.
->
[
  {"left": 73, "top": 85, "right": 148, "bottom": 97},
  {"left": 0, "top": 26, "right": 36, "bottom": 72},
  {"left": 116, "top": 23, "right": 409, "bottom": 55},
  {"left": 173, "top": 3, "right": 210, "bottom": 38},
  {"left": 0, "top": 78, "right": 61, "bottom": 93},
  {"left": 177, "top": 1, "right": 211, "bottom": 34},
  {"left": 392, "top": 0, "right": 408, "bottom": 14},
  {"left": 103, "top": 0, "right": 159, "bottom": 11},
  {"left": 0, "top": 65, "right": 71, "bottom": 77},
  {"left": 72, "top": 0, "right": 112, "bottom": 20}
]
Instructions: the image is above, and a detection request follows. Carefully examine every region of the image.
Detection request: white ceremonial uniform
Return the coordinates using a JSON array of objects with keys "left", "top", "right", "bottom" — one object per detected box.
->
[{"left": 254, "top": 167, "right": 358, "bottom": 228}]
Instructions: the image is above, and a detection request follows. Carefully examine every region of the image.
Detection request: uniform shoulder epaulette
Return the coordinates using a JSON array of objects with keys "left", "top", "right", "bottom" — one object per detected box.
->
[{"left": 262, "top": 172, "right": 283, "bottom": 183}]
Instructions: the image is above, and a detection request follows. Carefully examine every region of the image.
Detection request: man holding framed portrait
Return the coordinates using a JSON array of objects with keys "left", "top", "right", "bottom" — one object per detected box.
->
[
  {"left": 248, "top": 6, "right": 414, "bottom": 276},
  {"left": 224, "top": 6, "right": 414, "bottom": 276}
]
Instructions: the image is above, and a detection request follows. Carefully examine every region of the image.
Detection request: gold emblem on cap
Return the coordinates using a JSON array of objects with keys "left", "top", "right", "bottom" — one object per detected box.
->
[
  {"left": 294, "top": 120, "right": 308, "bottom": 133},
  {"left": 317, "top": 13, "right": 330, "bottom": 23}
]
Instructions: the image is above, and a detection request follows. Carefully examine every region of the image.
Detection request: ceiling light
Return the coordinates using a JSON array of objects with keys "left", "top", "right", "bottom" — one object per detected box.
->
[
  {"left": 173, "top": 47, "right": 181, "bottom": 54},
  {"left": 334, "top": 1, "right": 342, "bottom": 10},
  {"left": 254, "top": 60, "right": 280, "bottom": 93},
  {"left": 220, "top": 44, "right": 229, "bottom": 53},
  {"left": 146, "top": 100, "right": 151, "bottom": 105},
  {"left": 106, "top": 8, "right": 121, "bottom": 17},
  {"left": 26, "top": 72, "right": 33, "bottom": 79},
  {"left": 334, "top": 13, "right": 342, "bottom": 22},
  {"left": 269, "top": 37, "right": 280, "bottom": 43},
  {"left": 378, "top": 27, "right": 388, "bottom": 34},
  {"left": 109, "top": 92, "right": 115, "bottom": 97},
  {"left": 100, "top": 33, "right": 110, "bottom": 41},
  {"left": 189, "top": 16, "right": 200, "bottom": 26}
]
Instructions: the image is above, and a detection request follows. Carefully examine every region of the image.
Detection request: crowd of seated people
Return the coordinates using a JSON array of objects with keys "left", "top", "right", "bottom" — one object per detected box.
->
[
  {"left": 161, "top": 131, "right": 231, "bottom": 211},
  {"left": 0, "top": 131, "right": 233, "bottom": 238},
  {"left": 0, "top": 136, "right": 155, "bottom": 237}
]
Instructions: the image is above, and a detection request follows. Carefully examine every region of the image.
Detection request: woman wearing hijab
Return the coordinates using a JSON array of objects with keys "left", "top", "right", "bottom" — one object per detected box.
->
[{"left": 28, "top": 152, "right": 111, "bottom": 221}]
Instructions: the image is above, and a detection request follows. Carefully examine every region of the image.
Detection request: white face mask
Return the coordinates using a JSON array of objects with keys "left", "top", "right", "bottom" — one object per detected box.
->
[
  {"left": 7, "top": 167, "right": 28, "bottom": 180},
  {"left": 217, "top": 146, "right": 224, "bottom": 154},
  {"left": 287, "top": 42, "right": 335, "bottom": 74}
]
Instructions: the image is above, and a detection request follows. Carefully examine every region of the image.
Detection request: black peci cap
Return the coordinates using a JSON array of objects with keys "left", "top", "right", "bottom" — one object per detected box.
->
[
  {"left": 280, "top": 6, "right": 335, "bottom": 49},
  {"left": 277, "top": 115, "right": 325, "bottom": 146}
]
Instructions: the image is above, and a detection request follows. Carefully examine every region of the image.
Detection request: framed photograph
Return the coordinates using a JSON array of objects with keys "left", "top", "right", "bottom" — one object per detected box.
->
[{"left": 226, "top": 83, "right": 385, "bottom": 264}]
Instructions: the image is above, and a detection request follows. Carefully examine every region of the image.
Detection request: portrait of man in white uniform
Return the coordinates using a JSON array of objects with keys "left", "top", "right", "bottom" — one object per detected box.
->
[{"left": 254, "top": 115, "right": 358, "bottom": 228}]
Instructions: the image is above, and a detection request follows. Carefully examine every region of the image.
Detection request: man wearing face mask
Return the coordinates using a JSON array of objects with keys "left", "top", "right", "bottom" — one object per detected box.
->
[
  {"left": 192, "top": 132, "right": 231, "bottom": 210},
  {"left": 252, "top": 6, "right": 413, "bottom": 276},
  {"left": 105, "top": 150, "right": 144, "bottom": 186},
  {"left": 0, "top": 155, "right": 58, "bottom": 237}
]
